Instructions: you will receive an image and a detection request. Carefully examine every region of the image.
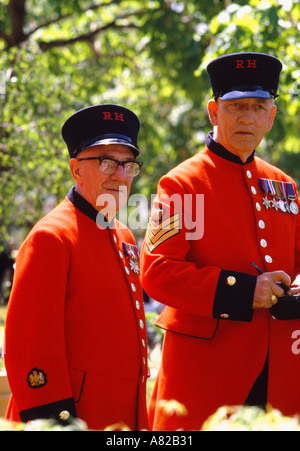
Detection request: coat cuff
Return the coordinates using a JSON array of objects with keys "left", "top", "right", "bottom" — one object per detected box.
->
[
  {"left": 19, "top": 398, "right": 77, "bottom": 425},
  {"left": 213, "top": 270, "right": 257, "bottom": 322},
  {"left": 270, "top": 295, "right": 300, "bottom": 320}
]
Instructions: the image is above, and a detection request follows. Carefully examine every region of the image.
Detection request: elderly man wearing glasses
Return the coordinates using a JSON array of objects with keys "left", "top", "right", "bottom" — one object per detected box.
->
[{"left": 4, "top": 105, "right": 149, "bottom": 431}]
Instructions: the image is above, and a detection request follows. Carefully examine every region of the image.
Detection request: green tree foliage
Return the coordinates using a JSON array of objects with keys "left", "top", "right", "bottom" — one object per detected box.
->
[{"left": 0, "top": 0, "right": 299, "bottom": 245}]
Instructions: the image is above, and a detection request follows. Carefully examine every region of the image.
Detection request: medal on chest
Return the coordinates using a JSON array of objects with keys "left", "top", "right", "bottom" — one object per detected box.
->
[
  {"left": 259, "top": 178, "right": 299, "bottom": 215},
  {"left": 122, "top": 242, "right": 140, "bottom": 274}
]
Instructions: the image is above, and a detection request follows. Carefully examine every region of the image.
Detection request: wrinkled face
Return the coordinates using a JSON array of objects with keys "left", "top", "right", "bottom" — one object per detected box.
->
[
  {"left": 69, "top": 144, "right": 136, "bottom": 216},
  {"left": 208, "top": 98, "right": 277, "bottom": 161}
]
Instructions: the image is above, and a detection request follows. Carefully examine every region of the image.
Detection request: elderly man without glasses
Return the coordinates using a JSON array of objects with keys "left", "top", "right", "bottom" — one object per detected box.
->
[{"left": 141, "top": 52, "right": 300, "bottom": 431}]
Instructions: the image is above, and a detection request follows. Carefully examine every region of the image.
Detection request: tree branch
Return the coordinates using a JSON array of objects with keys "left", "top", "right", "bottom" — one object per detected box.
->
[
  {"left": 38, "top": 9, "right": 147, "bottom": 51},
  {"left": 39, "top": 22, "right": 138, "bottom": 51},
  {"left": 5, "top": 0, "right": 26, "bottom": 46},
  {"left": 1, "top": 0, "right": 145, "bottom": 49},
  {"left": 27, "top": 0, "right": 123, "bottom": 37}
]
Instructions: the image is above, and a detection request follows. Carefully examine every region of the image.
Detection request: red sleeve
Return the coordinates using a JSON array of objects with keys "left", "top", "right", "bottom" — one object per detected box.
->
[
  {"left": 4, "top": 228, "right": 76, "bottom": 423},
  {"left": 141, "top": 174, "right": 256, "bottom": 322}
]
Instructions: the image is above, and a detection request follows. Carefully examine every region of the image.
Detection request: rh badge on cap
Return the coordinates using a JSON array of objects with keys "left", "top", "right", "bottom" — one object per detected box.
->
[
  {"left": 61, "top": 104, "right": 141, "bottom": 158},
  {"left": 207, "top": 52, "right": 282, "bottom": 100}
]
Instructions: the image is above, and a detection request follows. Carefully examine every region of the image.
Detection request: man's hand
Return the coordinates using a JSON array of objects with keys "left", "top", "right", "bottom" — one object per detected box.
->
[
  {"left": 253, "top": 271, "right": 291, "bottom": 309},
  {"left": 287, "top": 274, "right": 300, "bottom": 296}
]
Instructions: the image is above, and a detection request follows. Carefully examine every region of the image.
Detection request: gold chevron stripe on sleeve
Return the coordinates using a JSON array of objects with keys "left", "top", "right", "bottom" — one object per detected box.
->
[
  {"left": 146, "top": 213, "right": 180, "bottom": 253},
  {"left": 147, "top": 214, "right": 180, "bottom": 240}
]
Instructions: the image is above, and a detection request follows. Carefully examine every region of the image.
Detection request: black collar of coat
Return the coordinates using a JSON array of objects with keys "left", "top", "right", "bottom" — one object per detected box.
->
[
  {"left": 206, "top": 131, "right": 255, "bottom": 165},
  {"left": 67, "top": 186, "right": 114, "bottom": 228}
]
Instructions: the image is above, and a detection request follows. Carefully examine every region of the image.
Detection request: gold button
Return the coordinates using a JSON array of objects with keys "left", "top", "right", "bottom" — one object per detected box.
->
[
  {"left": 246, "top": 170, "right": 252, "bottom": 179},
  {"left": 220, "top": 313, "right": 229, "bottom": 319},
  {"left": 251, "top": 186, "right": 257, "bottom": 195},
  {"left": 59, "top": 410, "right": 70, "bottom": 421},
  {"left": 227, "top": 276, "right": 236, "bottom": 286},
  {"left": 259, "top": 220, "right": 265, "bottom": 229}
]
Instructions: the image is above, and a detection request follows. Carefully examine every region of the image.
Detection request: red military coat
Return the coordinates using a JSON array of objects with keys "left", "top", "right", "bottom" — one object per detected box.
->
[
  {"left": 141, "top": 132, "right": 300, "bottom": 431},
  {"left": 5, "top": 187, "right": 149, "bottom": 431}
]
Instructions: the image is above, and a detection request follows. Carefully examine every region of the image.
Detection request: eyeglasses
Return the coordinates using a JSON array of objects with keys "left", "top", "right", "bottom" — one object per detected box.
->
[{"left": 77, "top": 156, "right": 143, "bottom": 177}]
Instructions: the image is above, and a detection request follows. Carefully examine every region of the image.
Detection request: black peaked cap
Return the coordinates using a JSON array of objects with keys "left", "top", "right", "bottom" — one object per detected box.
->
[
  {"left": 207, "top": 52, "right": 283, "bottom": 100},
  {"left": 61, "top": 104, "right": 141, "bottom": 158}
]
